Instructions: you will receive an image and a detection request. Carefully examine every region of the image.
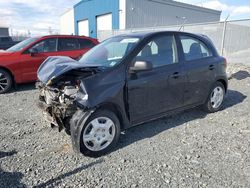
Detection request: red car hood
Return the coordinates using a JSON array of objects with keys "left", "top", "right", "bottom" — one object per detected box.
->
[{"left": 0, "top": 50, "right": 14, "bottom": 57}]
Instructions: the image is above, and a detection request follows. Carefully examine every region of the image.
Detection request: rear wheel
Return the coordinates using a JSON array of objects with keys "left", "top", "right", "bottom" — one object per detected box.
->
[
  {"left": 79, "top": 110, "right": 121, "bottom": 157},
  {"left": 203, "top": 82, "right": 225, "bottom": 113},
  {"left": 0, "top": 69, "right": 13, "bottom": 94}
]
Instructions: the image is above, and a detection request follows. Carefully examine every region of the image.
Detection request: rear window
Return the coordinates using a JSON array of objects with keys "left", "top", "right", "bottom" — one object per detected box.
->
[
  {"left": 180, "top": 35, "right": 212, "bottom": 61},
  {"left": 58, "top": 38, "right": 79, "bottom": 51},
  {"left": 78, "top": 38, "right": 95, "bottom": 49}
]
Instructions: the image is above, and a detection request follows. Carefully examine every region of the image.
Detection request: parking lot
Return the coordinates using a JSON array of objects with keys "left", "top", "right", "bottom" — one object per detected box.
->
[{"left": 0, "top": 63, "right": 250, "bottom": 188}]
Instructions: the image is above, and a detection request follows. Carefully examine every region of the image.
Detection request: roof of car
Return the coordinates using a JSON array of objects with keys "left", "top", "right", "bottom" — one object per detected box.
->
[
  {"left": 38, "top": 35, "right": 97, "bottom": 40},
  {"left": 115, "top": 30, "right": 206, "bottom": 39}
]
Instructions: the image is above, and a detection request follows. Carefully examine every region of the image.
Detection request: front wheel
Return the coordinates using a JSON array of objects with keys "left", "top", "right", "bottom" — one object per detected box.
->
[
  {"left": 203, "top": 82, "right": 225, "bottom": 113},
  {"left": 79, "top": 110, "right": 121, "bottom": 157},
  {"left": 0, "top": 69, "right": 13, "bottom": 94}
]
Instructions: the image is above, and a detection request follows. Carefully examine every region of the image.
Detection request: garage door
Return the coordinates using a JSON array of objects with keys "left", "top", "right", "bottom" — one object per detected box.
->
[
  {"left": 96, "top": 13, "right": 112, "bottom": 38},
  {"left": 78, "top": 20, "right": 89, "bottom": 37}
]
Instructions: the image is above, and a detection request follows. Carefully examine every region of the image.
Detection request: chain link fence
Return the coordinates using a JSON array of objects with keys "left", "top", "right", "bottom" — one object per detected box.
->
[{"left": 98, "top": 19, "right": 250, "bottom": 65}]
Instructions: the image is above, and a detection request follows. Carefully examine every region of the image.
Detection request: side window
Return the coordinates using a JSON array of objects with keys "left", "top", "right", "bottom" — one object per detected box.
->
[
  {"left": 30, "top": 38, "right": 57, "bottom": 53},
  {"left": 180, "top": 35, "right": 212, "bottom": 61},
  {"left": 136, "top": 35, "right": 178, "bottom": 68},
  {"left": 78, "top": 38, "right": 95, "bottom": 49},
  {"left": 58, "top": 38, "right": 79, "bottom": 51}
]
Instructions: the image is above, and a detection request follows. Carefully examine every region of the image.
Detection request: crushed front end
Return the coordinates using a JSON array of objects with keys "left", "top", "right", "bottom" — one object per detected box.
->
[
  {"left": 36, "top": 56, "right": 99, "bottom": 133},
  {"left": 37, "top": 82, "right": 80, "bottom": 132}
]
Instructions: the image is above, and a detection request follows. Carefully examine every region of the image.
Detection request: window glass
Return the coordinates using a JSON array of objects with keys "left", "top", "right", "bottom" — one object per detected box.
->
[
  {"left": 79, "top": 37, "right": 140, "bottom": 68},
  {"left": 180, "top": 35, "right": 212, "bottom": 61},
  {"left": 78, "top": 38, "right": 95, "bottom": 49},
  {"left": 30, "top": 38, "right": 57, "bottom": 53},
  {"left": 7, "top": 37, "right": 38, "bottom": 52},
  {"left": 105, "top": 42, "right": 130, "bottom": 60},
  {"left": 58, "top": 38, "right": 79, "bottom": 51},
  {"left": 136, "top": 35, "right": 178, "bottom": 68}
]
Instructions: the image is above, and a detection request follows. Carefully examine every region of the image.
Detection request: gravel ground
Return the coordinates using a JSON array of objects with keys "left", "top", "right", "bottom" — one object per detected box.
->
[{"left": 0, "top": 64, "right": 250, "bottom": 188}]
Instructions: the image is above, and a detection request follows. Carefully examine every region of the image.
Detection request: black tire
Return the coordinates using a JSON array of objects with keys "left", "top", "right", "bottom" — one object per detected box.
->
[
  {"left": 79, "top": 110, "right": 121, "bottom": 157},
  {"left": 0, "top": 69, "right": 13, "bottom": 94},
  {"left": 64, "top": 127, "right": 71, "bottom": 135},
  {"left": 202, "top": 81, "right": 225, "bottom": 113}
]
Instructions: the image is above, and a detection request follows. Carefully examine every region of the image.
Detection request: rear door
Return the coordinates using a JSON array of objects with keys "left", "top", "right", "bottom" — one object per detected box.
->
[
  {"left": 57, "top": 37, "right": 82, "bottom": 59},
  {"left": 178, "top": 34, "right": 217, "bottom": 105},
  {"left": 127, "top": 34, "right": 186, "bottom": 123},
  {"left": 57, "top": 37, "right": 95, "bottom": 60}
]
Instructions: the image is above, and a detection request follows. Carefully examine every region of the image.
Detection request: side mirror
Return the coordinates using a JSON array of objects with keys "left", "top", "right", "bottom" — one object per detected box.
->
[
  {"left": 130, "top": 61, "right": 153, "bottom": 72},
  {"left": 29, "top": 48, "right": 38, "bottom": 56}
]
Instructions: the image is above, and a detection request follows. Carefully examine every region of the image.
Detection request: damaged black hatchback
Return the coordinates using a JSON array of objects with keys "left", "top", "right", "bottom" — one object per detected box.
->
[{"left": 37, "top": 31, "right": 228, "bottom": 157}]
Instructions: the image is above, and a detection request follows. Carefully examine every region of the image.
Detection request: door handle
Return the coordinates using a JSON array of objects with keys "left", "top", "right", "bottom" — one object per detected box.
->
[
  {"left": 171, "top": 72, "right": 180, "bottom": 79},
  {"left": 209, "top": 64, "right": 215, "bottom": 70}
]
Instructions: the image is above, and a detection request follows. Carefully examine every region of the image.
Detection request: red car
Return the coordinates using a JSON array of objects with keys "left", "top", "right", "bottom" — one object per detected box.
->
[{"left": 0, "top": 35, "right": 98, "bottom": 94}]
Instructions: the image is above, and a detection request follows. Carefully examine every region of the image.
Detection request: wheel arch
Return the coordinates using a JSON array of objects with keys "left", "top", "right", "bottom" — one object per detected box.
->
[
  {"left": 0, "top": 66, "right": 15, "bottom": 83},
  {"left": 217, "top": 78, "right": 228, "bottom": 92},
  {"left": 96, "top": 102, "right": 126, "bottom": 130}
]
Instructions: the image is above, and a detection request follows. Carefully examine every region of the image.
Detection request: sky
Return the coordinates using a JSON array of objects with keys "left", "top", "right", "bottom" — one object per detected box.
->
[
  {"left": 179, "top": 0, "right": 250, "bottom": 20},
  {"left": 0, "top": 0, "right": 80, "bottom": 36},
  {"left": 0, "top": 0, "right": 250, "bottom": 36}
]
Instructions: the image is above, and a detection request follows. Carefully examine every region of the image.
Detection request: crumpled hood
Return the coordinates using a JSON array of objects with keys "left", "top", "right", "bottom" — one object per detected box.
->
[{"left": 37, "top": 56, "right": 100, "bottom": 84}]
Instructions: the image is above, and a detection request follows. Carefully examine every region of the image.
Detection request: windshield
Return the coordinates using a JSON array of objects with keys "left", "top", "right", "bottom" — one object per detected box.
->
[
  {"left": 6, "top": 37, "right": 38, "bottom": 52},
  {"left": 79, "top": 36, "right": 140, "bottom": 68}
]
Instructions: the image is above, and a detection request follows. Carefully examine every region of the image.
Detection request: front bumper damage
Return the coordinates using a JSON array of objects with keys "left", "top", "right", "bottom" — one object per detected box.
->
[
  {"left": 37, "top": 87, "right": 95, "bottom": 153},
  {"left": 37, "top": 91, "right": 77, "bottom": 132}
]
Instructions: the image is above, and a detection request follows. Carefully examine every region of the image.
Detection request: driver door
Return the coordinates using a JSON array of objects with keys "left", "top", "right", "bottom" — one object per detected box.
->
[
  {"left": 127, "top": 34, "right": 186, "bottom": 124},
  {"left": 20, "top": 38, "right": 58, "bottom": 82}
]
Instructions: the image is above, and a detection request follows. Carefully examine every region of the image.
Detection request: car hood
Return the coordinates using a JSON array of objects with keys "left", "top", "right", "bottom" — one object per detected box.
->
[
  {"left": 0, "top": 50, "right": 14, "bottom": 57},
  {"left": 37, "top": 56, "right": 102, "bottom": 84}
]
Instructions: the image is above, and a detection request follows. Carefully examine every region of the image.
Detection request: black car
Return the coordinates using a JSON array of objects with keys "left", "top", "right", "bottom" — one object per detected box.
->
[
  {"left": 0, "top": 36, "right": 20, "bottom": 50},
  {"left": 37, "top": 31, "right": 228, "bottom": 157}
]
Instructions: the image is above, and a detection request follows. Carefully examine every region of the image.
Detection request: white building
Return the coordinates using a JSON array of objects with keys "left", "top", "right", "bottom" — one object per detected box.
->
[{"left": 60, "top": 9, "right": 75, "bottom": 35}]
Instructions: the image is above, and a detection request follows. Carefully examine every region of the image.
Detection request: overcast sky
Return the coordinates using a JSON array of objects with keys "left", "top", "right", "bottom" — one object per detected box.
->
[
  {"left": 0, "top": 0, "right": 250, "bottom": 36},
  {"left": 0, "top": 0, "right": 79, "bottom": 36}
]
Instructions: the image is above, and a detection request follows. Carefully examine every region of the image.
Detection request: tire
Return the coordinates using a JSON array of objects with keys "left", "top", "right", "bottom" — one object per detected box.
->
[
  {"left": 0, "top": 69, "right": 13, "bottom": 94},
  {"left": 203, "top": 81, "right": 225, "bottom": 113},
  {"left": 79, "top": 110, "right": 121, "bottom": 157},
  {"left": 64, "top": 127, "right": 71, "bottom": 135}
]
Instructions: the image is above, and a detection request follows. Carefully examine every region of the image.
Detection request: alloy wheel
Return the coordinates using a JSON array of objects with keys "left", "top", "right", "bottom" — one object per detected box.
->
[{"left": 0, "top": 72, "right": 9, "bottom": 92}]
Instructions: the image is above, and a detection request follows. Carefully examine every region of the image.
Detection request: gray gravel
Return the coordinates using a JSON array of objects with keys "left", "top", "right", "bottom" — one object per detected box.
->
[{"left": 0, "top": 64, "right": 250, "bottom": 188}]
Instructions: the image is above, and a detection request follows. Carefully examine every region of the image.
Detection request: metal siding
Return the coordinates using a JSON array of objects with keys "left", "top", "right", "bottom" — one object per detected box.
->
[
  {"left": 74, "top": 0, "right": 120, "bottom": 38},
  {"left": 125, "top": 0, "right": 221, "bottom": 29}
]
